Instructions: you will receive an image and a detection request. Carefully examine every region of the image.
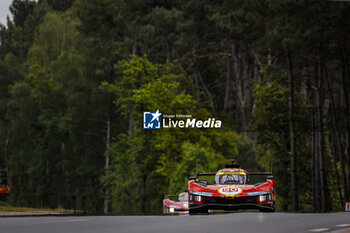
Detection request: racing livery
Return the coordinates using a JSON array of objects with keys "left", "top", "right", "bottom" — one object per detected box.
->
[
  {"left": 163, "top": 192, "right": 188, "bottom": 214},
  {"left": 188, "top": 161, "right": 276, "bottom": 213}
]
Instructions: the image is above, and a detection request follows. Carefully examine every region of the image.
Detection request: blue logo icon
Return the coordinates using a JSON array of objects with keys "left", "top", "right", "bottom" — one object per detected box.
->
[{"left": 143, "top": 110, "right": 162, "bottom": 129}]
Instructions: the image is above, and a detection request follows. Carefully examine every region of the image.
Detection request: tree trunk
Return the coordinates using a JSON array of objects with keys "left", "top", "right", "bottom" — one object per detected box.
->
[
  {"left": 241, "top": 43, "right": 252, "bottom": 138},
  {"left": 224, "top": 13, "right": 233, "bottom": 113},
  {"left": 196, "top": 67, "right": 216, "bottom": 114},
  {"left": 223, "top": 39, "right": 233, "bottom": 113},
  {"left": 128, "top": 108, "right": 136, "bottom": 136},
  {"left": 4, "top": 135, "right": 12, "bottom": 188},
  {"left": 232, "top": 42, "right": 247, "bottom": 135},
  {"left": 194, "top": 67, "right": 201, "bottom": 105},
  {"left": 132, "top": 41, "right": 138, "bottom": 56},
  {"left": 232, "top": 41, "right": 252, "bottom": 138},
  {"left": 287, "top": 52, "right": 298, "bottom": 212},
  {"left": 63, "top": 164, "right": 74, "bottom": 210},
  {"left": 312, "top": 109, "right": 318, "bottom": 212},
  {"left": 330, "top": 134, "right": 344, "bottom": 206},
  {"left": 316, "top": 50, "right": 326, "bottom": 212},
  {"left": 313, "top": 61, "right": 321, "bottom": 213},
  {"left": 104, "top": 94, "right": 111, "bottom": 214},
  {"left": 267, "top": 47, "right": 272, "bottom": 65},
  {"left": 340, "top": 40, "right": 350, "bottom": 197},
  {"left": 324, "top": 63, "right": 349, "bottom": 204}
]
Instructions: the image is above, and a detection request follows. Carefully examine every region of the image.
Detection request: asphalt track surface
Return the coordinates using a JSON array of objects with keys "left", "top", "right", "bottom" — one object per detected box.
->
[{"left": 0, "top": 212, "right": 349, "bottom": 233}]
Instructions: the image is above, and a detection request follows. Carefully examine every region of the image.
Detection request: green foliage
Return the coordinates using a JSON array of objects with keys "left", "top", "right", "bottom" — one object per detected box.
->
[
  {"left": 27, "top": 10, "right": 82, "bottom": 67},
  {"left": 253, "top": 66, "right": 311, "bottom": 211},
  {"left": 0, "top": 0, "right": 348, "bottom": 214},
  {"left": 27, "top": 64, "right": 64, "bottom": 116},
  {"left": 100, "top": 56, "right": 190, "bottom": 116},
  {"left": 168, "top": 142, "right": 223, "bottom": 194},
  {"left": 101, "top": 56, "right": 240, "bottom": 214}
]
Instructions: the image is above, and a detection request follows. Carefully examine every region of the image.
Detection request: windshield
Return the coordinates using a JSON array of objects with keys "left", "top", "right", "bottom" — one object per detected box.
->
[
  {"left": 215, "top": 173, "right": 247, "bottom": 185},
  {"left": 178, "top": 193, "right": 188, "bottom": 202}
]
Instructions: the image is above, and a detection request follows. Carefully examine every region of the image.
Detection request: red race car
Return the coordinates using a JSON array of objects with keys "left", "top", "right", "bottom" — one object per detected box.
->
[
  {"left": 163, "top": 192, "right": 189, "bottom": 214},
  {"left": 188, "top": 160, "right": 276, "bottom": 213},
  {"left": 0, "top": 170, "right": 10, "bottom": 201}
]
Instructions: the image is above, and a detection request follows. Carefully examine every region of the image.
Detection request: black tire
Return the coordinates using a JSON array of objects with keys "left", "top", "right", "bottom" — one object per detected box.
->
[
  {"left": 189, "top": 207, "right": 208, "bottom": 214},
  {"left": 259, "top": 208, "right": 275, "bottom": 212},
  {"left": 259, "top": 206, "right": 275, "bottom": 212}
]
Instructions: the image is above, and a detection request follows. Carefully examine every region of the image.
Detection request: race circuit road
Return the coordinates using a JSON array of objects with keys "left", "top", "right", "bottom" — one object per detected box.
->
[{"left": 0, "top": 212, "right": 349, "bottom": 233}]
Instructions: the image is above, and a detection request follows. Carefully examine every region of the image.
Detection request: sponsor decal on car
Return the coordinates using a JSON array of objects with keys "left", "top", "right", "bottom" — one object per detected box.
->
[
  {"left": 218, "top": 186, "right": 243, "bottom": 197},
  {"left": 168, "top": 205, "right": 181, "bottom": 209},
  {"left": 246, "top": 191, "right": 267, "bottom": 196},
  {"left": 193, "top": 191, "right": 213, "bottom": 197},
  {"left": 217, "top": 172, "right": 246, "bottom": 175}
]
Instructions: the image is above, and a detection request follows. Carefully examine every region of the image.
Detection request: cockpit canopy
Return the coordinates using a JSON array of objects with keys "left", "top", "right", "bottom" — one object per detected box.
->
[
  {"left": 215, "top": 169, "right": 247, "bottom": 185},
  {"left": 178, "top": 192, "right": 188, "bottom": 202}
]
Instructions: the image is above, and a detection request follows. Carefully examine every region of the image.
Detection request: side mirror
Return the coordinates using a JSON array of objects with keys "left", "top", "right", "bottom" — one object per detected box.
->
[
  {"left": 188, "top": 176, "right": 196, "bottom": 180},
  {"left": 197, "top": 180, "right": 208, "bottom": 185}
]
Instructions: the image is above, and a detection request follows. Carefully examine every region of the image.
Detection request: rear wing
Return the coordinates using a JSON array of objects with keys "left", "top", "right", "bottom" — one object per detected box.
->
[
  {"left": 196, "top": 172, "right": 272, "bottom": 178},
  {"left": 164, "top": 194, "right": 179, "bottom": 198},
  {"left": 194, "top": 161, "right": 274, "bottom": 178},
  {"left": 247, "top": 172, "right": 273, "bottom": 176},
  {"left": 164, "top": 190, "right": 188, "bottom": 199}
]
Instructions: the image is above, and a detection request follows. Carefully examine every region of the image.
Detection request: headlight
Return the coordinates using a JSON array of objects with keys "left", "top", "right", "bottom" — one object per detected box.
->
[
  {"left": 193, "top": 195, "right": 201, "bottom": 202},
  {"left": 259, "top": 195, "right": 267, "bottom": 202},
  {"left": 169, "top": 207, "right": 175, "bottom": 213},
  {"left": 259, "top": 194, "right": 272, "bottom": 202},
  {"left": 190, "top": 194, "right": 202, "bottom": 202}
]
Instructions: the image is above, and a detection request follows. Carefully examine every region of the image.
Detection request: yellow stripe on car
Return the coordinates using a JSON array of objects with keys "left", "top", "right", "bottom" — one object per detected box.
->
[{"left": 218, "top": 172, "right": 247, "bottom": 175}]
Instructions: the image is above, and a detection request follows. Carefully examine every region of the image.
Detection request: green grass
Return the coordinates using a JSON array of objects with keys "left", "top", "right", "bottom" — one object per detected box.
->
[{"left": 0, "top": 202, "right": 77, "bottom": 214}]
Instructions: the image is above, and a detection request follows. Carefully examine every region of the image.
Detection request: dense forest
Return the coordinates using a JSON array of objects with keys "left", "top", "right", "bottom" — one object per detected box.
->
[{"left": 0, "top": 0, "right": 349, "bottom": 214}]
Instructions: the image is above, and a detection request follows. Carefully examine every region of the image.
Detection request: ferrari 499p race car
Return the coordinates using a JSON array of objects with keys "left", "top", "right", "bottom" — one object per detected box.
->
[
  {"left": 163, "top": 192, "right": 188, "bottom": 214},
  {"left": 0, "top": 170, "right": 10, "bottom": 201},
  {"left": 188, "top": 160, "right": 276, "bottom": 213}
]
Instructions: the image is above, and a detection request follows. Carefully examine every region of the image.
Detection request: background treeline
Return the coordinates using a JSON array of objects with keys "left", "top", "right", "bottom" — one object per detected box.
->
[{"left": 0, "top": 0, "right": 349, "bottom": 214}]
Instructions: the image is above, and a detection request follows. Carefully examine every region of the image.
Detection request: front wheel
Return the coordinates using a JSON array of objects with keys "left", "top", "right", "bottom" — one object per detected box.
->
[
  {"left": 189, "top": 207, "right": 208, "bottom": 214},
  {"left": 259, "top": 207, "right": 275, "bottom": 212},
  {"left": 259, "top": 203, "right": 275, "bottom": 212}
]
